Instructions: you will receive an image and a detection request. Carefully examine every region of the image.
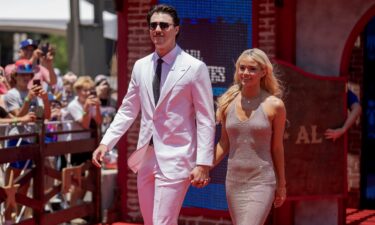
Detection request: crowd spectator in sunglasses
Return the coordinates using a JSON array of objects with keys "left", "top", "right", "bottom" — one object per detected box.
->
[
  {"left": 61, "top": 72, "right": 78, "bottom": 106},
  {"left": 94, "top": 74, "right": 117, "bottom": 108},
  {"left": 94, "top": 74, "right": 117, "bottom": 134},
  {"left": 4, "top": 39, "right": 57, "bottom": 90}
]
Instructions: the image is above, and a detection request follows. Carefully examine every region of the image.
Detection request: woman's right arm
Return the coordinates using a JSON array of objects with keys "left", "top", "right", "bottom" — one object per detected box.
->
[{"left": 213, "top": 118, "right": 230, "bottom": 167}]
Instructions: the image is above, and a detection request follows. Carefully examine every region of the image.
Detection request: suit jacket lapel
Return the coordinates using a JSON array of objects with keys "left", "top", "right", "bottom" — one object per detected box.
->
[
  {"left": 157, "top": 63, "right": 190, "bottom": 107},
  {"left": 144, "top": 57, "right": 156, "bottom": 108}
]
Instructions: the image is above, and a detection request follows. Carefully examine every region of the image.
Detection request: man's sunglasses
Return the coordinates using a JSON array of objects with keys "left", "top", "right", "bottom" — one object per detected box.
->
[{"left": 149, "top": 22, "right": 174, "bottom": 31}]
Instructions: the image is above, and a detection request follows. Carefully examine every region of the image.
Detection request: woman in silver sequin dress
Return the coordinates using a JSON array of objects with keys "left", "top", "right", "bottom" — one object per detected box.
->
[{"left": 214, "top": 48, "right": 287, "bottom": 225}]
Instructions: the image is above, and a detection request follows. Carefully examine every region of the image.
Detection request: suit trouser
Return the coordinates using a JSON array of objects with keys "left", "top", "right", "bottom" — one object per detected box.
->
[{"left": 137, "top": 146, "right": 190, "bottom": 225}]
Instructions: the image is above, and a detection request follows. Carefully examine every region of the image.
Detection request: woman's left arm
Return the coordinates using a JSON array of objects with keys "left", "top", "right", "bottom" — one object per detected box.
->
[{"left": 270, "top": 97, "right": 287, "bottom": 207}]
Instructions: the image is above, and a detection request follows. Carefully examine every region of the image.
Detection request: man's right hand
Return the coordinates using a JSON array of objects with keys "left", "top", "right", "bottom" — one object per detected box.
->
[{"left": 92, "top": 144, "right": 108, "bottom": 168}]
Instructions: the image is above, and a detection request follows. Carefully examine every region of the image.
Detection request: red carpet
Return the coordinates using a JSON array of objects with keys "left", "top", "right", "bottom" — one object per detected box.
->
[
  {"left": 347, "top": 208, "right": 375, "bottom": 225},
  {"left": 98, "top": 209, "right": 375, "bottom": 225},
  {"left": 101, "top": 223, "right": 142, "bottom": 225}
]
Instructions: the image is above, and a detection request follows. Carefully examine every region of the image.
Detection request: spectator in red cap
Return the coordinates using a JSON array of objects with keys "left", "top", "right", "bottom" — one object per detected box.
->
[
  {"left": 3, "top": 59, "right": 51, "bottom": 224},
  {"left": 4, "top": 38, "right": 57, "bottom": 90},
  {"left": 0, "top": 66, "right": 35, "bottom": 125},
  {"left": 4, "top": 59, "right": 51, "bottom": 120}
]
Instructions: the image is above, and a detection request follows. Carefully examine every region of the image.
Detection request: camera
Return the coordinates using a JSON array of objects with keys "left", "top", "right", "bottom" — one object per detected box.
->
[{"left": 40, "top": 42, "right": 49, "bottom": 56}]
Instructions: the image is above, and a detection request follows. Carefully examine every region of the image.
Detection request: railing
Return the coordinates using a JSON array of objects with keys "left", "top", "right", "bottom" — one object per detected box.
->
[{"left": 0, "top": 120, "right": 101, "bottom": 225}]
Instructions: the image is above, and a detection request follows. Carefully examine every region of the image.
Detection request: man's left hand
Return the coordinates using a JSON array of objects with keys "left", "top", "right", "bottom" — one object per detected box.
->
[{"left": 189, "top": 165, "right": 211, "bottom": 188}]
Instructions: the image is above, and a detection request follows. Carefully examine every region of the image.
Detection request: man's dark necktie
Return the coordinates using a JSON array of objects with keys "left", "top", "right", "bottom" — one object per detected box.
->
[
  {"left": 150, "top": 58, "right": 163, "bottom": 146},
  {"left": 153, "top": 58, "right": 163, "bottom": 105}
]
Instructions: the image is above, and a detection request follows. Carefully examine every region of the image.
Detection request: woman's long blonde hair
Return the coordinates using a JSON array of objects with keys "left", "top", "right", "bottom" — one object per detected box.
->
[{"left": 216, "top": 48, "right": 283, "bottom": 122}]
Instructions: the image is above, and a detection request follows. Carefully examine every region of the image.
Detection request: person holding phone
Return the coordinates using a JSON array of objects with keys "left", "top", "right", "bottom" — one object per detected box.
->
[
  {"left": 4, "top": 39, "right": 57, "bottom": 90},
  {"left": 3, "top": 59, "right": 50, "bottom": 224},
  {"left": 63, "top": 76, "right": 102, "bottom": 165},
  {"left": 4, "top": 59, "right": 50, "bottom": 120},
  {"left": 61, "top": 72, "right": 78, "bottom": 106},
  {"left": 58, "top": 76, "right": 102, "bottom": 208},
  {"left": 94, "top": 74, "right": 117, "bottom": 108},
  {"left": 94, "top": 74, "right": 117, "bottom": 134}
]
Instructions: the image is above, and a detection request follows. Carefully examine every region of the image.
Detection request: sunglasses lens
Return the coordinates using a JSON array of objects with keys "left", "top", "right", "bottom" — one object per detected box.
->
[
  {"left": 150, "top": 22, "right": 172, "bottom": 30},
  {"left": 159, "top": 22, "right": 169, "bottom": 29},
  {"left": 150, "top": 22, "right": 158, "bottom": 30}
]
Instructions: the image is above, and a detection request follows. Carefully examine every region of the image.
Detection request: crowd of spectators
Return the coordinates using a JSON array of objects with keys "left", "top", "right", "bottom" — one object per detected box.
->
[
  {"left": 0, "top": 38, "right": 117, "bottom": 224},
  {"left": 0, "top": 38, "right": 117, "bottom": 135}
]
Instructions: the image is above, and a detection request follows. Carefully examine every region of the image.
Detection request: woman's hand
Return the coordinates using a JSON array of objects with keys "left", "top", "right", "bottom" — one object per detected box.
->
[
  {"left": 189, "top": 165, "right": 211, "bottom": 188},
  {"left": 85, "top": 95, "right": 100, "bottom": 109},
  {"left": 274, "top": 186, "right": 286, "bottom": 208}
]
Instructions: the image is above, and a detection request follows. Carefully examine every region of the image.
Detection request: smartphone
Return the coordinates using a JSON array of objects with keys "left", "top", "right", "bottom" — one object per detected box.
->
[
  {"left": 33, "top": 79, "right": 41, "bottom": 86},
  {"left": 90, "top": 90, "right": 97, "bottom": 96},
  {"left": 41, "top": 43, "right": 49, "bottom": 56}
]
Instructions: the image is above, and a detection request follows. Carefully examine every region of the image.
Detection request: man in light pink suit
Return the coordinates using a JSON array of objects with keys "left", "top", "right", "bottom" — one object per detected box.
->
[{"left": 92, "top": 4, "right": 215, "bottom": 225}]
